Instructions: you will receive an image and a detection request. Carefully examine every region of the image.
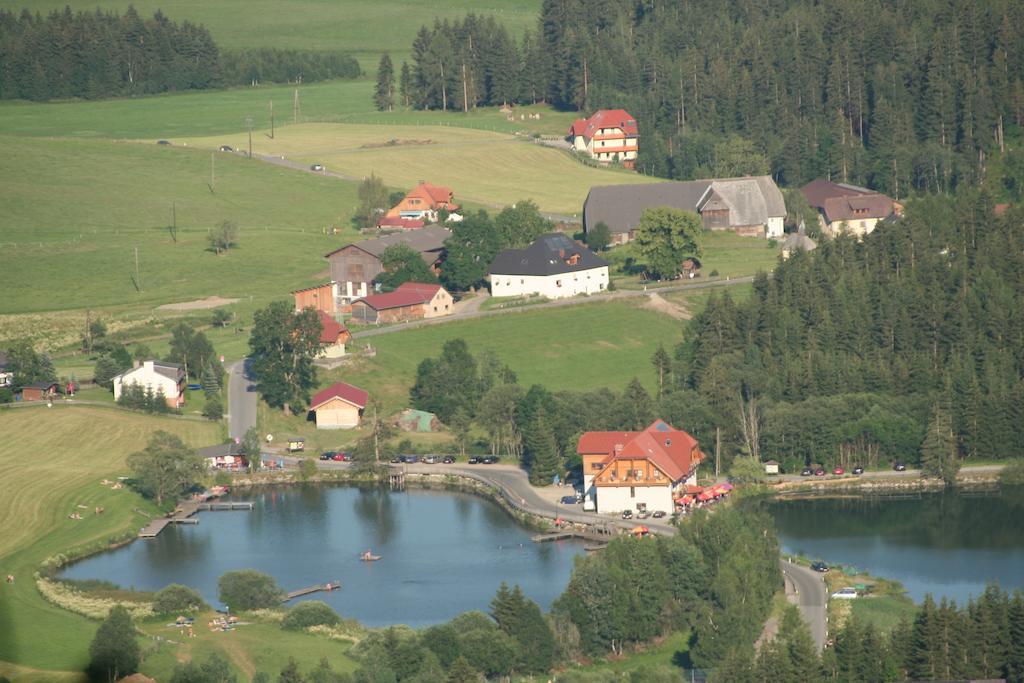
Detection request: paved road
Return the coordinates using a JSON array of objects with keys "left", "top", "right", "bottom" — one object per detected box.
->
[
  {"left": 780, "top": 559, "right": 828, "bottom": 650},
  {"left": 351, "top": 276, "right": 756, "bottom": 339},
  {"left": 775, "top": 463, "right": 1006, "bottom": 484},
  {"left": 227, "top": 358, "right": 257, "bottom": 441}
]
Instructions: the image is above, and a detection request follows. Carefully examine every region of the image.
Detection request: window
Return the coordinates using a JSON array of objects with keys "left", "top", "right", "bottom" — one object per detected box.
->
[
  {"left": 630, "top": 487, "right": 635, "bottom": 498},
  {"left": 556, "top": 280, "right": 562, "bottom": 287},
  {"left": 591, "top": 462, "right": 603, "bottom": 470}
]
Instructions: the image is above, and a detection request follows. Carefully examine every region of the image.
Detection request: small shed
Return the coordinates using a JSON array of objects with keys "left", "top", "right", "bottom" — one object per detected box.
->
[
  {"left": 197, "top": 442, "right": 248, "bottom": 470},
  {"left": 398, "top": 409, "right": 440, "bottom": 432},
  {"left": 285, "top": 436, "right": 305, "bottom": 452},
  {"left": 309, "top": 382, "right": 369, "bottom": 430},
  {"left": 20, "top": 381, "right": 60, "bottom": 402},
  {"left": 764, "top": 460, "right": 780, "bottom": 475}
]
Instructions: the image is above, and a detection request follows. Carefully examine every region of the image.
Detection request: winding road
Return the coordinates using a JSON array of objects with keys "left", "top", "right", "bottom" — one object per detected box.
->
[
  {"left": 227, "top": 358, "right": 257, "bottom": 441},
  {"left": 780, "top": 559, "right": 828, "bottom": 650}
]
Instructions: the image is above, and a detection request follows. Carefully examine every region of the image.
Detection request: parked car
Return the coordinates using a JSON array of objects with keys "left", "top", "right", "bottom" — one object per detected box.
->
[
  {"left": 422, "top": 456, "right": 439, "bottom": 464},
  {"left": 401, "top": 455, "right": 419, "bottom": 464},
  {"left": 331, "top": 453, "right": 347, "bottom": 461},
  {"left": 621, "top": 509, "right": 634, "bottom": 519},
  {"left": 831, "top": 587, "right": 859, "bottom": 599},
  {"left": 219, "top": 145, "right": 233, "bottom": 152},
  {"left": 319, "top": 451, "right": 336, "bottom": 461},
  {"left": 833, "top": 467, "right": 845, "bottom": 475},
  {"left": 481, "top": 456, "right": 498, "bottom": 464},
  {"left": 637, "top": 509, "right": 650, "bottom": 519},
  {"left": 814, "top": 468, "right": 826, "bottom": 476},
  {"left": 311, "top": 163, "right": 324, "bottom": 172},
  {"left": 811, "top": 561, "right": 829, "bottom": 573},
  {"left": 442, "top": 456, "right": 455, "bottom": 464},
  {"left": 341, "top": 453, "right": 354, "bottom": 462},
  {"left": 390, "top": 456, "right": 402, "bottom": 464},
  {"left": 852, "top": 466, "right": 864, "bottom": 475},
  {"left": 800, "top": 468, "right": 813, "bottom": 476},
  {"left": 652, "top": 510, "right": 667, "bottom": 519},
  {"left": 560, "top": 495, "right": 578, "bottom": 505},
  {"left": 467, "top": 457, "right": 481, "bottom": 464},
  {"left": 893, "top": 462, "right": 907, "bottom": 471}
]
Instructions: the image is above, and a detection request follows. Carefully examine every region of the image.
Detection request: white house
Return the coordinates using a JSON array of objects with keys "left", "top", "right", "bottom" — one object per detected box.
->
[
  {"left": 577, "top": 420, "right": 704, "bottom": 515},
  {"left": 568, "top": 109, "right": 639, "bottom": 168},
  {"left": 489, "top": 233, "right": 609, "bottom": 300},
  {"left": 0, "top": 350, "right": 12, "bottom": 388},
  {"left": 112, "top": 360, "right": 186, "bottom": 408}
]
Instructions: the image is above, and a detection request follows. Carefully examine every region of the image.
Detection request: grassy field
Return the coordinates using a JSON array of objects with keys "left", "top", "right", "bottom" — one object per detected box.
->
[
  {"left": 0, "top": 0, "right": 541, "bottom": 66},
  {"left": 182, "top": 122, "right": 658, "bottom": 215},
  {"left": 0, "top": 135, "right": 361, "bottom": 315},
  {"left": 0, "top": 407, "right": 220, "bottom": 674},
  {"left": 259, "top": 299, "right": 685, "bottom": 451}
]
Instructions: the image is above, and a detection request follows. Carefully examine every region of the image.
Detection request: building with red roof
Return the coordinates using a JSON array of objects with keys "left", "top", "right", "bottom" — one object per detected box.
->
[
  {"left": 317, "top": 311, "right": 350, "bottom": 359},
  {"left": 577, "top": 419, "right": 704, "bottom": 514},
  {"left": 310, "top": 382, "right": 368, "bottom": 429},
  {"left": 349, "top": 281, "right": 453, "bottom": 324},
  {"left": 568, "top": 109, "right": 639, "bottom": 169},
  {"left": 375, "top": 215, "right": 426, "bottom": 230},
  {"left": 799, "top": 179, "right": 901, "bottom": 238},
  {"left": 386, "top": 182, "right": 459, "bottom": 221}
]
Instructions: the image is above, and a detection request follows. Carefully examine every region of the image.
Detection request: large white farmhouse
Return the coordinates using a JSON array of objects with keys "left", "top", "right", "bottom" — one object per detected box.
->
[
  {"left": 489, "top": 233, "right": 609, "bottom": 300},
  {"left": 112, "top": 360, "right": 186, "bottom": 408}
]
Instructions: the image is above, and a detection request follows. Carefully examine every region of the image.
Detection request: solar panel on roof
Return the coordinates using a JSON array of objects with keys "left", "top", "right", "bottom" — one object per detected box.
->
[{"left": 653, "top": 421, "right": 670, "bottom": 431}]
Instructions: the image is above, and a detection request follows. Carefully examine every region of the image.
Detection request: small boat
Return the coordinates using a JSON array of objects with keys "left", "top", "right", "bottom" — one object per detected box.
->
[{"left": 360, "top": 552, "right": 382, "bottom": 562}]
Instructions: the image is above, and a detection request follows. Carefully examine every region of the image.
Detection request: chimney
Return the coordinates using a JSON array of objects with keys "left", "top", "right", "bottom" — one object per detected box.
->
[{"left": 133, "top": 359, "right": 141, "bottom": 369}]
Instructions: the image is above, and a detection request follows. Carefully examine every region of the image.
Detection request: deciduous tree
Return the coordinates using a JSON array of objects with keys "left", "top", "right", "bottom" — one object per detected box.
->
[
  {"left": 88, "top": 605, "right": 139, "bottom": 683},
  {"left": 127, "top": 431, "right": 204, "bottom": 507},
  {"left": 249, "top": 301, "right": 322, "bottom": 414},
  {"left": 634, "top": 207, "right": 703, "bottom": 280}
]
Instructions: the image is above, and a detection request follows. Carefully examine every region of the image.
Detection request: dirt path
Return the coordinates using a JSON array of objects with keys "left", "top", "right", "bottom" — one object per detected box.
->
[
  {"left": 157, "top": 296, "right": 239, "bottom": 311},
  {"left": 642, "top": 292, "right": 690, "bottom": 320}
]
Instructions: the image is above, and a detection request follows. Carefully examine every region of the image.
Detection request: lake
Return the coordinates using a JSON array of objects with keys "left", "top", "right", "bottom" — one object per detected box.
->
[
  {"left": 62, "top": 485, "right": 584, "bottom": 627},
  {"left": 766, "top": 486, "right": 1024, "bottom": 604}
]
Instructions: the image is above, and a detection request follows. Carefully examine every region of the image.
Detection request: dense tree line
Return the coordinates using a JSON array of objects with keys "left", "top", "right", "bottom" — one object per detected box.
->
[
  {"left": 406, "top": 0, "right": 1024, "bottom": 194},
  {"left": 662, "top": 196, "right": 1024, "bottom": 475},
  {"left": 0, "top": 7, "right": 359, "bottom": 101}
]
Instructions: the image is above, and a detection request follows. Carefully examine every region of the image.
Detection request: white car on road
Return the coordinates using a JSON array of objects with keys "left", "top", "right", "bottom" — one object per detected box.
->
[{"left": 830, "top": 587, "right": 859, "bottom": 599}]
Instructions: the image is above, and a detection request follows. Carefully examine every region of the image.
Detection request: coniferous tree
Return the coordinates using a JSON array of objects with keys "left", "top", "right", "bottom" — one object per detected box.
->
[
  {"left": 88, "top": 605, "right": 139, "bottom": 683},
  {"left": 374, "top": 53, "right": 394, "bottom": 111},
  {"left": 921, "top": 404, "right": 960, "bottom": 485}
]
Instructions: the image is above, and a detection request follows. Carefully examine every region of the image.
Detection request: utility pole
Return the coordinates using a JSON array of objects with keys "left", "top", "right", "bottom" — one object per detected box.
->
[
  {"left": 246, "top": 116, "right": 253, "bottom": 158},
  {"left": 293, "top": 89, "right": 300, "bottom": 124},
  {"left": 269, "top": 99, "right": 274, "bottom": 139},
  {"left": 210, "top": 152, "right": 215, "bottom": 192},
  {"left": 134, "top": 246, "right": 141, "bottom": 291}
]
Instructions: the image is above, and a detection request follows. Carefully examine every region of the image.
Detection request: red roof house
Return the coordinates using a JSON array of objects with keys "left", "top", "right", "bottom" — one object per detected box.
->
[
  {"left": 350, "top": 282, "right": 453, "bottom": 324},
  {"left": 317, "top": 311, "right": 350, "bottom": 359},
  {"left": 386, "top": 182, "right": 459, "bottom": 221},
  {"left": 577, "top": 419, "right": 704, "bottom": 513},
  {"left": 310, "top": 382, "right": 368, "bottom": 430},
  {"left": 568, "top": 109, "right": 639, "bottom": 168}
]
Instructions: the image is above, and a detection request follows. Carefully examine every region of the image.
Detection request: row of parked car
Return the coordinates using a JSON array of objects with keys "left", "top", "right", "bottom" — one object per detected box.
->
[
  {"left": 799, "top": 462, "right": 908, "bottom": 477},
  {"left": 390, "top": 455, "right": 457, "bottom": 464},
  {"left": 621, "top": 509, "right": 667, "bottom": 520},
  {"left": 319, "top": 451, "right": 353, "bottom": 462}
]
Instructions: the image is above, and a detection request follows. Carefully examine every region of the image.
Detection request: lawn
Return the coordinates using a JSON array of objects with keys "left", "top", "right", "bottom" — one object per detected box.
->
[
  {"left": 182, "top": 122, "right": 660, "bottom": 215},
  {"left": 0, "top": 0, "right": 541, "bottom": 66},
  {"left": 0, "top": 406, "right": 220, "bottom": 674},
  {"left": 0, "top": 135, "right": 361, "bottom": 315}
]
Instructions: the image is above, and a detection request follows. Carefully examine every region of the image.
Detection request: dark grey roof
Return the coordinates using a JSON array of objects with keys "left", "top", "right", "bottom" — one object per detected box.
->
[
  {"left": 197, "top": 442, "right": 244, "bottom": 458},
  {"left": 326, "top": 224, "right": 451, "bottom": 261},
  {"left": 23, "top": 381, "right": 59, "bottom": 390},
  {"left": 584, "top": 176, "right": 785, "bottom": 235},
  {"left": 150, "top": 360, "right": 184, "bottom": 381},
  {"left": 781, "top": 232, "right": 817, "bottom": 252},
  {"left": 489, "top": 233, "right": 608, "bottom": 277}
]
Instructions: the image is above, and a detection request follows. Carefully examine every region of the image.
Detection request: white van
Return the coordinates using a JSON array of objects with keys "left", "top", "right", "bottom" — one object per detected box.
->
[{"left": 583, "top": 496, "right": 596, "bottom": 512}]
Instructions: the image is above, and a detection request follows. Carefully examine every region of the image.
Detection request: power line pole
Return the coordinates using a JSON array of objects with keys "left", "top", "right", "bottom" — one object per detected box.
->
[
  {"left": 134, "top": 246, "right": 142, "bottom": 291},
  {"left": 269, "top": 100, "right": 274, "bottom": 139},
  {"left": 246, "top": 116, "right": 253, "bottom": 158},
  {"left": 210, "top": 152, "right": 216, "bottom": 192},
  {"left": 293, "top": 89, "right": 300, "bottom": 124}
]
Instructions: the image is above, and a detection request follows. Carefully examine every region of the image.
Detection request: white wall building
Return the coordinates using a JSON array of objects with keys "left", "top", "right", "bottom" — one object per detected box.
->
[
  {"left": 112, "top": 360, "right": 186, "bottom": 408},
  {"left": 489, "top": 233, "right": 609, "bottom": 300}
]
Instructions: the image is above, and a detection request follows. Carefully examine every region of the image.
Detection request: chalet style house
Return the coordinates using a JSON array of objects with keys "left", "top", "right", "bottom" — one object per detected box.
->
[
  {"left": 584, "top": 176, "right": 786, "bottom": 245},
  {"left": 0, "top": 350, "right": 11, "bottom": 388},
  {"left": 568, "top": 109, "right": 639, "bottom": 168},
  {"left": 800, "top": 179, "right": 900, "bottom": 237},
  {"left": 350, "top": 282, "right": 453, "bottom": 324},
  {"left": 577, "top": 420, "right": 704, "bottom": 514},
  {"left": 112, "top": 360, "right": 186, "bottom": 408},
  {"left": 384, "top": 182, "right": 459, "bottom": 224},
  {"left": 317, "top": 311, "right": 350, "bottom": 359},
  {"left": 489, "top": 233, "right": 608, "bottom": 300},
  {"left": 325, "top": 225, "right": 451, "bottom": 303}
]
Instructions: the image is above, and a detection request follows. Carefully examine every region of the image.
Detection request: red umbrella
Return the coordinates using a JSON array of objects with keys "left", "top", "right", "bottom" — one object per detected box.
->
[
  {"left": 680, "top": 495, "right": 694, "bottom": 505},
  {"left": 697, "top": 492, "right": 712, "bottom": 502}
]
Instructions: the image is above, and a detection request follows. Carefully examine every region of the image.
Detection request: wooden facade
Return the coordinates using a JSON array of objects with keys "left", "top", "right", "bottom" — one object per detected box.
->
[
  {"left": 327, "top": 245, "right": 383, "bottom": 301},
  {"left": 313, "top": 396, "right": 363, "bottom": 429},
  {"left": 293, "top": 283, "right": 336, "bottom": 315}
]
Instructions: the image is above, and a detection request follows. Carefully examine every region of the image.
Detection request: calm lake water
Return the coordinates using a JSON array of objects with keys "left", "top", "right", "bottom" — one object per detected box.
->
[
  {"left": 62, "top": 485, "right": 584, "bottom": 627},
  {"left": 766, "top": 487, "right": 1024, "bottom": 605}
]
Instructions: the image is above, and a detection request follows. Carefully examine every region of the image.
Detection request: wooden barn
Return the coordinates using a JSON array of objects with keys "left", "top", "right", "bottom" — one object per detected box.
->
[
  {"left": 293, "top": 282, "right": 337, "bottom": 315},
  {"left": 350, "top": 282, "right": 453, "bottom": 324},
  {"left": 310, "top": 382, "right": 369, "bottom": 430},
  {"left": 19, "top": 381, "right": 60, "bottom": 402}
]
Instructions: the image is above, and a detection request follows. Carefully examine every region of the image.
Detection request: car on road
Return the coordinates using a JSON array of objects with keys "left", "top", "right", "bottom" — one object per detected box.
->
[
  {"left": 852, "top": 466, "right": 864, "bottom": 475},
  {"left": 442, "top": 456, "right": 455, "bottom": 464},
  {"left": 652, "top": 510, "right": 667, "bottom": 519},
  {"left": 422, "top": 456, "right": 439, "bottom": 464},
  {"left": 401, "top": 455, "right": 419, "bottom": 464},
  {"left": 811, "top": 561, "right": 829, "bottom": 573},
  {"left": 832, "top": 466, "right": 845, "bottom": 475},
  {"left": 814, "top": 468, "right": 826, "bottom": 476},
  {"left": 219, "top": 145, "right": 233, "bottom": 152},
  {"left": 331, "top": 453, "right": 348, "bottom": 462},
  {"left": 481, "top": 456, "right": 498, "bottom": 464},
  {"left": 467, "top": 457, "right": 480, "bottom": 464},
  {"left": 320, "top": 451, "right": 336, "bottom": 460},
  {"left": 157, "top": 140, "right": 171, "bottom": 145},
  {"left": 311, "top": 163, "right": 324, "bottom": 172},
  {"left": 636, "top": 509, "right": 650, "bottom": 519},
  {"left": 831, "top": 587, "right": 859, "bottom": 599},
  {"left": 621, "top": 509, "right": 633, "bottom": 519},
  {"left": 893, "top": 462, "right": 907, "bottom": 471},
  {"left": 800, "top": 468, "right": 813, "bottom": 476},
  {"left": 390, "top": 456, "right": 402, "bottom": 463},
  {"left": 560, "top": 495, "right": 578, "bottom": 505}
]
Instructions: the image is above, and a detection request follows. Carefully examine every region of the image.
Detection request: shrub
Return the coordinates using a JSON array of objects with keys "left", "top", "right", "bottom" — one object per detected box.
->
[
  {"left": 709, "top": 269, "right": 719, "bottom": 277},
  {"left": 203, "top": 395, "right": 224, "bottom": 420},
  {"left": 218, "top": 570, "right": 283, "bottom": 611},
  {"left": 728, "top": 457, "right": 767, "bottom": 484},
  {"left": 281, "top": 601, "right": 342, "bottom": 630},
  {"left": 153, "top": 584, "right": 205, "bottom": 614},
  {"left": 999, "top": 460, "right": 1024, "bottom": 487},
  {"left": 299, "top": 458, "right": 317, "bottom": 481},
  {"left": 0, "top": 387, "right": 13, "bottom": 404}
]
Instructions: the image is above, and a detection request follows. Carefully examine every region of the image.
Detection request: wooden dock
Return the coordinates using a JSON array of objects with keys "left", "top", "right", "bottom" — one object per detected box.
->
[
  {"left": 531, "top": 527, "right": 616, "bottom": 545},
  {"left": 283, "top": 582, "right": 341, "bottom": 602},
  {"left": 138, "top": 498, "right": 253, "bottom": 538}
]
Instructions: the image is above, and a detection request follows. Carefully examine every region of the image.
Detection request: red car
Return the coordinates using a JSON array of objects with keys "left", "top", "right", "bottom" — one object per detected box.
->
[
  {"left": 814, "top": 468, "right": 826, "bottom": 476},
  {"left": 331, "top": 453, "right": 347, "bottom": 461},
  {"left": 833, "top": 467, "right": 845, "bottom": 475}
]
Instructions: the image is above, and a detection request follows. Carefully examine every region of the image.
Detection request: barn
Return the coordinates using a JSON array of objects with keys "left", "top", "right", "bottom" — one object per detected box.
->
[{"left": 310, "top": 382, "right": 369, "bottom": 430}]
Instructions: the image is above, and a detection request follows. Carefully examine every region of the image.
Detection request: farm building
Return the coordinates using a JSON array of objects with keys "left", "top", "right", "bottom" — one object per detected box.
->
[
  {"left": 583, "top": 176, "right": 786, "bottom": 244},
  {"left": 112, "top": 360, "right": 185, "bottom": 408},
  {"left": 325, "top": 225, "right": 451, "bottom": 303},
  {"left": 19, "top": 381, "right": 60, "bottom": 402},
  {"left": 350, "top": 282, "right": 453, "bottom": 324},
  {"left": 800, "top": 179, "right": 900, "bottom": 237},
  {"left": 317, "top": 311, "right": 350, "bottom": 359},
  {"left": 780, "top": 229, "right": 818, "bottom": 260},
  {"left": 376, "top": 216, "right": 426, "bottom": 230},
  {"left": 197, "top": 442, "right": 248, "bottom": 470},
  {"left": 385, "top": 182, "right": 459, "bottom": 222},
  {"left": 0, "top": 350, "right": 11, "bottom": 388},
  {"left": 577, "top": 419, "right": 705, "bottom": 515},
  {"left": 293, "top": 282, "right": 337, "bottom": 315},
  {"left": 310, "top": 382, "right": 368, "bottom": 430},
  {"left": 489, "top": 233, "right": 608, "bottom": 300},
  {"left": 398, "top": 409, "right": 440, "bottom": 432},
  {"left": 568, "top": 109, "right": 639, "bottom": 168}
]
